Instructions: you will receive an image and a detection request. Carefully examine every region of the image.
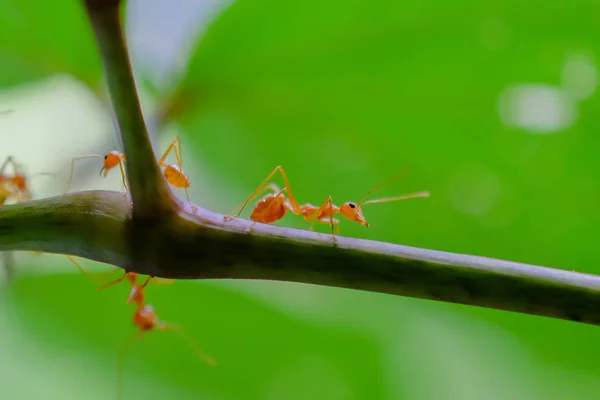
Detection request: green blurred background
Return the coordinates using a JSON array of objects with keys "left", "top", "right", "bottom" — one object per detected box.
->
[{"left": 1, "top": 0, "right": 600, "bottom": 399}]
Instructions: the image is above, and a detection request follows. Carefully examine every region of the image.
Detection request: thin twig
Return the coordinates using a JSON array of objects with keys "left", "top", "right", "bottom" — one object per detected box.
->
[{"left": 83, "top": 0, "right": 173, "bottom": 218}]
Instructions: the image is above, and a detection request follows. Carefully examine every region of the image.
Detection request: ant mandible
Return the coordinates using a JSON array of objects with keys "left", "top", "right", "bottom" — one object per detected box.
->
[
  {"left": 226, "top": 167, "right": 430, "bottom": 243},
  {"left": 117, "top": 278, "right": 215, "bottom": 400},
  {"left": 64, "top": 138, "right": 192, "bottom": 202}
]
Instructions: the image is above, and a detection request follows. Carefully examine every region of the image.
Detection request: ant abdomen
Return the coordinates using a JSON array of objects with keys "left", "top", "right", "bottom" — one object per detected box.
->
[
  {"left": 133, "top": 305, "right": 158, "bottom": 331},
  {"left": 163, "top": 164, "right": 190, "bottom": 188},
  {"left": 251, "top": 195, "right": 287, "bottom": 223}
]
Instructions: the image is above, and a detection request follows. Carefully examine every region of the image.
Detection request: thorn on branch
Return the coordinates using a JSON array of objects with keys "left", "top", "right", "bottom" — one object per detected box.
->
[{"left": 83, "top": 0, "right": 174, "bottom": 218}]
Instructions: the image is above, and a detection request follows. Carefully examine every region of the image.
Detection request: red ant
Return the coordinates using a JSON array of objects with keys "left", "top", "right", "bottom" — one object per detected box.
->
[
  {"left": 65, "top": 151, "right": 128, "bottom": 194},
  {"left": 65, "top": 138, "right": 191, "bottom": 202},
  {"left": 226, "top": 166, "right": 430, "bottom": 242},
  {"left": 157, "top": 137, "right": 192, "bottom": 202},
  {"left": 117, "top": 276, "right": 215, "bottom": 399},
  {"left": 0, "top": 156, "right": 53, "bottom": 204}
]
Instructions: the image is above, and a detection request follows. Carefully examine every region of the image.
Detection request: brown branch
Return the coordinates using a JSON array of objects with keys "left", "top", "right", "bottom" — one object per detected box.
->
[
  {"left": 2, "top": 191, "right": 600, "bottom": 326},
  {"left": 0, "top": 0, "right": 575, "bottom": 330}
]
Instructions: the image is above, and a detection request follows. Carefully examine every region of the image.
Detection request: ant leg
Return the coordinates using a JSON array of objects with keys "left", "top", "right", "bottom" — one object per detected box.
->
[
  {"left": 118, "top": 331, "right": 141, "bottom": 400},
  {"left": 148, "top": 277, "right": 176, "bottom": 285},
  {"left": 328, "top": 198, "right": 337, "bottom": 244},
  {"left": 98, "top": 271, "right": 128, "bottom": 291},
  {"left": 157, "top": 137, "right": 179, "bottom": 167},
  {"left": 93, "top": 266, "right": 121, "bottom": 282},
  {"left": 117, "top": 160, "right": 129, "bottom": 196},
  {"left": 314, "top": 196, "right": 338, "bottom": 244},
  {"left": 271, "top": 166, "right": 302, "bottom": 214},
  {"left": 160, "top": 321, "right": 216, "bottom": 366},
  {"left": 158, "top": 138, "right": 193, "bottom": 204},
  {"left": 0, "top": 156, "right": 14, "bottom": 175},
  {"left": 318, "top": 217, "right": 341, "bottom": 235},
  {"left": 227, "top": 183, "right": 281, "bottom": 218},
  {"left": 244, "top": 221, "right": 258, "bottom": 233},
  {"left": 64, "top": 155, "right": 104, "bottom": 193},
  {"left": 165, "top": 138, "right": 186, "bottom": 186},
  {"left": 66, "top": 255, "right": 105, "bottom": 284},
  {"left": 225, "top": 168, "right": 285, "bottom": 221}
]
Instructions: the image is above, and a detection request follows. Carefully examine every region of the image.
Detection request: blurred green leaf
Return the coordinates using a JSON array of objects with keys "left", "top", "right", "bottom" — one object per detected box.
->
[
  {"left": 154, "top": 1, "right": 600, "bottom": 398},
  {"left": 4, "top": 0, "right": 600, "bottom": 399},
  {"left": 166, "top": 0, "right": 600, "bottom": 271},
  {"left": 0, "top": 0, "right": 101, "bottom": 89},
  {"left": 4, "top": 272, "right": 386, "bottom": 400}
]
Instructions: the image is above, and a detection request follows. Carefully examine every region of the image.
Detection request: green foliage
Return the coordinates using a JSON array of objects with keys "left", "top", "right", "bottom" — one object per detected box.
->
[
  {"left": 1, "top": 0, "right": 600, "bottom": 399},
  {"left": 0, "top": 0, "right": 101, "bottom": 89}
]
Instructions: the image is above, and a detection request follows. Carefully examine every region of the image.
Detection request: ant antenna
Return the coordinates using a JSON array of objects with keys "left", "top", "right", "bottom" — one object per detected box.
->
[
  {"left": 98, "top": 271, "right": 129, "bottom": 291},
  {"left": 64, "top": 154, "right": 105, "bottom": 193},
  {"left": 357, "top": 170, "right": 409, "bottom": 206},
  {"left": 361, "top": 191, "right": 430, "bottom": 206}
]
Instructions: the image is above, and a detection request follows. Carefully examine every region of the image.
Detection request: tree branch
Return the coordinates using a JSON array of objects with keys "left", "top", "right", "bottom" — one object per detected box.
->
[
  {"left": 17, "top": 0, "right": 588, "bottom": 330},
  {"left": 2, "top": 191, "right": 600, "bottom": 326},
  {"left": 83, "top": 0, "right": 173, "bottom": 218}
]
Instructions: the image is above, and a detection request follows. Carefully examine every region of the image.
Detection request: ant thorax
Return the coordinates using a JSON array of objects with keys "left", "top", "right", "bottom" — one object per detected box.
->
[{"left": 299, "top": 203, "right": 318, "bottom": 216}]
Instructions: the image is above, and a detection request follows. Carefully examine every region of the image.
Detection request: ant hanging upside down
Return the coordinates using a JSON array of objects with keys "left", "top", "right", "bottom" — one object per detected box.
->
[
  {"left": 225, "top": 166, "right": 430, "bottom": 243},
  {"left": 116, "top": 271, "right": 215, "bottom": 400}
]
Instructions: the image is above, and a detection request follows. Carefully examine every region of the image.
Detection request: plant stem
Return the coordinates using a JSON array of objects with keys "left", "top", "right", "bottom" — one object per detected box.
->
[
  {"left": 83, "top": 0, "right": 173, "bottom": 218},
  {"left": 2, "top": 192, "right": 600, "bottom": 326},
  {"left": 67, "top": 0, "right": 600, "bottom": 328}
]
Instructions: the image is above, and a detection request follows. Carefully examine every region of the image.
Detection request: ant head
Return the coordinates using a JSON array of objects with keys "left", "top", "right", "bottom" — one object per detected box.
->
[
  {"left": 103, "top": 151, "right": 123, "bottom": 170},
  {"left": 339, "top": 202, "right": 369, "bottom": 227},
  {"left": 11, "top": 174, "right": 27, "bottom": 191}
]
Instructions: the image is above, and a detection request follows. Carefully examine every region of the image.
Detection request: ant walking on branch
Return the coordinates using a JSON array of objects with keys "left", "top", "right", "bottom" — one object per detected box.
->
[
  {"left": 226, "top": 166, "right": 430, "bottom": 243},
  {"left": 65, "top": 150, "right": 128, "bottom": 194},
  {"left": 64, "top": 137, "right": 192, "bottom": 202}
]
